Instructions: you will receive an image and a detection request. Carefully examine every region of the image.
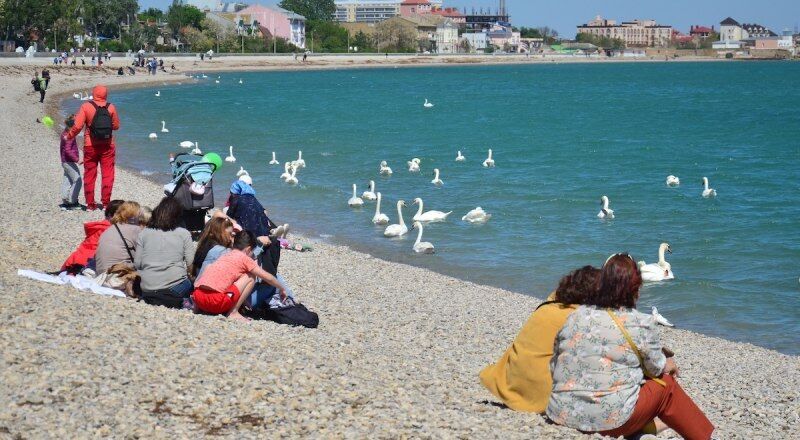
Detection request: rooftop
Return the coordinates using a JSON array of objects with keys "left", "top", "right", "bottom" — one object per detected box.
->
[{"left": 720, "top": 17, "right": 740, "bottom": 26}]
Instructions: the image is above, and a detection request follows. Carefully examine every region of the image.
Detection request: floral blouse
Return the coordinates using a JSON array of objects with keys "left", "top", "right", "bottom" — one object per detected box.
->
[{"left": 546, "top": 305, "right": 666, "bottom": 432}]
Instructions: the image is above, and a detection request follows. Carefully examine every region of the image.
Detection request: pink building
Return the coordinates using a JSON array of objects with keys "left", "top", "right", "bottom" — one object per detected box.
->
[
  {"left": 235, "top": 4, "right": 306, "bottom": 49},
  {"left": 400, "top": 0, "right": 432, "bottom": 16}
]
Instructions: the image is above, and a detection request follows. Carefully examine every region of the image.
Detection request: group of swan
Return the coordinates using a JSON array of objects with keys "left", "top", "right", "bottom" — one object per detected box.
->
[
  {"left": 278, "top": 152, "right": 305, "bottom": 185},
  {"left": 73, "top": 91, "right": 93, "bottom": 101},
  {"left": 666, "top": 174, "right": 716, "bottom": 197},
  {"left": 149, "top": 121, "right": 170, "bottom": 140}
]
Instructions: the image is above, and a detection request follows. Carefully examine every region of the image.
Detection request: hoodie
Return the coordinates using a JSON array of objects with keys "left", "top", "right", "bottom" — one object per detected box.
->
[
  {"left": 67, "top": 85, "right": 120, "bottom": 148},
  {"left": 61, "top": 219, "right": 112, "bottom": 269}
]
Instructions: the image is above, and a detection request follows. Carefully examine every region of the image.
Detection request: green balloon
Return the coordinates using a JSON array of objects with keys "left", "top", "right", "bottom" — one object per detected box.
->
[
  {"left": 202, "top": 152, "right": 223, "bottom": 171},
  {"left": 42, "top": 116, "right": 54, "bottom": 127}
]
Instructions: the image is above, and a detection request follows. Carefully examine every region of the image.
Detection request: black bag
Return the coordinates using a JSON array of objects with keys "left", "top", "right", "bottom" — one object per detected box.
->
[
  {"left": 31, "top": 78, "right": 40, "bottom": 91},
  {"left": 247, "top": 303, "right": 319, "bottom": 328},
  {"left": 140, "top": 289, "right": 184, "bottom": 309},
  {"left": 89, "top": 101, "right": 113, "bottom": 140}
]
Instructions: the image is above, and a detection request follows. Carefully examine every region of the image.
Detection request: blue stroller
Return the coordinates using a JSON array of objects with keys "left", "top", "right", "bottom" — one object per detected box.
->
[{"left": 165, "top": 153, "right": 216, "bottom": 237}]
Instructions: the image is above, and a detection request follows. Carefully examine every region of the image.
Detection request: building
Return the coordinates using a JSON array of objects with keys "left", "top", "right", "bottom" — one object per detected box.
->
[
  {"left": 486, "top": 22, "right": 520, "bottom": 52},
  {"left": 576, "top": 16, "right": 673, "bottom": 47},
  {"left": 235, "top": 4, "right": 306, "bottom": 48},
  {"left": 429, "top": 7, "right": 465, "bottom": 26},
  {"left": 400, "top": 0, "right": 432, "bottom": 16},
  {"left": 463, "top": 7, "right": 509, "bottom": 31},
  {"left": 434, "top": 18, "right": 459, "bottom": 53},
  {"left": 752, "top": 30, "right": 796, "bottom": 55},
  {"left": 461, "top": 32, "right": 488, "bottom": 51},
  {"left": 383, "top": 14, "right": 457, "bottom": 53},
  {"left": 333, "top": 0, "right": 441, "bottom": 23},
  {"left": 715, "top": 17, "right": 777, "bottom": 49},
  {"left": 689, "top": 25, "right": 714, "bottom": 39}
]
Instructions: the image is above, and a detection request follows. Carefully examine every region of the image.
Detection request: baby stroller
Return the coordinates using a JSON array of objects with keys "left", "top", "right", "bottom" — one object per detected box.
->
[{"left": 165, "top": 153, "right": 216, "bottom": 237}]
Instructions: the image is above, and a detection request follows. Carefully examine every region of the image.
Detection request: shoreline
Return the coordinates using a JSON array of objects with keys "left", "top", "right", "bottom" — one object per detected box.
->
[{"left": 0, "top": 62, "right": 797, "bottom": 438}]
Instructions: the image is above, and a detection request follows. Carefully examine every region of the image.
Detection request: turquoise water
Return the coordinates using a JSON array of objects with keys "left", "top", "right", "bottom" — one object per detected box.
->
[{"left": 67, "top": 62, "right": 800, "bottom": 354}]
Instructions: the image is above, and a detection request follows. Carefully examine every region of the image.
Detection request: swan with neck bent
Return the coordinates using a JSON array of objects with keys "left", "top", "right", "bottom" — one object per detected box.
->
[
  {"left": 269, "top": 152, "right": 279, "bottom": 165},
  {"left": 225, "top": 146, "right": 236, "bottom": 163},
  {"left": 483, "top": 149, "right": 495, "bottom": 167},
  {"left": 384, "top": 200, "right": 408, "bottom": 237},
  {"left": 408, "top": 158, "right": 420, "bottom": 173},
  {"left": 597, "top": 195, "right": 614, "bottom": 219},
  {"left": 372, "top": 192, "right": 390, "bottom": 225},
  {"left": 160, "top": 121, "right": 169, "bottom": 133},
  {"left": 431, "top": 168, "right": 443, "bottom": 186},
  {"left": 362, "top": 180, "right": 377, "bottom": 201},
  {"left": 285, "top": 166, "right": 299, "bottom": 185},
  {"left": 412, "top": 198, "right": 451, "bottom": 222},
  {"left": 179, "top": 140, "right": 194, "bottom": 149},
  {"left": 666, "top": 175, "right": 680, "bottom": 187},
  {"left": 379, "top": 160, "right": 393, "bottom": 176},
  {"left": 702, "top": 177, "right": 717, "bottom": 198},
  {"left": 148, "top": 133, "right": 158, "bottom": 140},
  {"left": 348, "top": 184, "right": 364, "bottom": 207},
  {"left": 638, "top": 243, "right": 675, "bottom": 282},
  {"left": 280, "top": 162, "right": 292, "bottom": 181},
  {"left": 412, "top": 222, "right": 435, "bottom": 254},
  {"left": 462, "top": 207, "right": 491, "bottom": 224}
]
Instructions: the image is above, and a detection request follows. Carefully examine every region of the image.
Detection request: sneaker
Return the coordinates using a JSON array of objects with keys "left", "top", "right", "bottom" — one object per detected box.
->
[{"left": 60, "top": 202, "right": 83, "bottom": 211}]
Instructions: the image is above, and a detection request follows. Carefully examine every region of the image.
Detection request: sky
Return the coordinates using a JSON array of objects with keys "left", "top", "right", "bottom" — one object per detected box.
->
[{"left": 138, "top": 0, "right": 800, "bottom": 36}]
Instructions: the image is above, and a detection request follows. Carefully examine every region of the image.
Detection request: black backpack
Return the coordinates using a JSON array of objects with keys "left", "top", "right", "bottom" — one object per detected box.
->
[
  {"left": 89, "top": 101, "right": 113, "bottom": 140},
  {"left": 31, "top": 78, "right": 40, "bottom": 91}
]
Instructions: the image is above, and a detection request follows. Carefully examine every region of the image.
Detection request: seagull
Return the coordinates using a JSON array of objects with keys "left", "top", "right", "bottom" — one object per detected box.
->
[{"left": 652, "top": 306, "right": 674, "bottom": 327}]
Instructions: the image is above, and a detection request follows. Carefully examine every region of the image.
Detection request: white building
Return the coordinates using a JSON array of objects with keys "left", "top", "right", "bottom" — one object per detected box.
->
[
  {"left": 577, "top": 16, "right": 673, "bottom": 47},
  {"left": 334, "top": 0, "right": 442, "bottom": 23},
  {"left": 435, "top": 19, "right": 459, "bottom": 53},
  {"left": 715, "top": 17, "right": 777, "bottom": 49},
  {"left": 462, "top": 32, "right": 488, "bottom": 52}
]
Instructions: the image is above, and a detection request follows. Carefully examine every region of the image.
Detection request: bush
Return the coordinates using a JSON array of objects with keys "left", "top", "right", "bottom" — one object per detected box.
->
[
  {"left": 99, "top": 40, "right": 128, "bottom": 52},
  {"left": 725, "top": 52, "right": 733, "bottom": 59}
]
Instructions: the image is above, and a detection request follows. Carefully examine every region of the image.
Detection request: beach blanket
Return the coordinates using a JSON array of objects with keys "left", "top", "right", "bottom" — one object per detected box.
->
[{"left": 17, "top": 269, "right": 126, "bottom": 298}]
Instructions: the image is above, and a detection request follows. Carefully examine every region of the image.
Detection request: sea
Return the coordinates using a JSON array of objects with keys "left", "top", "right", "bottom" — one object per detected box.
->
[{"left": 63, "top": 61, "right": 800, "bottom": 355}]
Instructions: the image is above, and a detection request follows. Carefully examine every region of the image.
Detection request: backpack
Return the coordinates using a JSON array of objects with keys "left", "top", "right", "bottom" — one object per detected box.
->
[
  {"left": 89, "top": 101, "right": 113, "bottom": 140},
  {"left": 31, "top": 78, "right": 40, "bottom": 91}
]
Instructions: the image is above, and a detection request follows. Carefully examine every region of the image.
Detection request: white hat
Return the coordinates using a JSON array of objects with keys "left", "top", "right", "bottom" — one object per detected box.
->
[{"left": 238, "top": 174, "right": 253, "bottom": 185}]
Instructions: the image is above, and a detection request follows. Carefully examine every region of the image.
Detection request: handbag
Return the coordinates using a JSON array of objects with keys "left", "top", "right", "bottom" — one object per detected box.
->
[
  {"left": 607, "top": 309, "right": 667, "bottom": 387},
  {"left": 246, "top": 303, "right": 319, "bottom": 328}
]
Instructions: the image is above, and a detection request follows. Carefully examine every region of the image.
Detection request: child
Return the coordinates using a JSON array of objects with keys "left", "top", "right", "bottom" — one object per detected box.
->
[
  {"left": 60, "top": 116, "right": 83, "bottom": 210},
  {"left": 192, "top": 230, "right": 286, "bottom": 322}
]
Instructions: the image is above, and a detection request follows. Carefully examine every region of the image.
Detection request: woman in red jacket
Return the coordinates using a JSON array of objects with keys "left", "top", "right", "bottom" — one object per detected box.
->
[{"left": 61, "top": 200, "right": 124, "bottom": 272}]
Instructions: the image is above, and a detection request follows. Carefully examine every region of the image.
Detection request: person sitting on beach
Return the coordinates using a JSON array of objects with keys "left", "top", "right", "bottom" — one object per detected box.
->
[
  {"left": 59, "top": 115, "right": 83, "bottom": 211},
  {"left": 480, "top": 266, "right": 599, "bottom": 413},
  {"left": 191, "top": 216, "right": 235, "bottom": 278},
  {"left": 61, "top": 200, "right": 125, "bottom": 273},
  {"left": 192, "top": 230, "right": 286, "bottom": 322},
  {"left": 547, "top": 254, "right": 714, "bottom": 439},
  {"left": 226, "top": 179, "right": 285, "bottom": 276},
  {"left": 134, "top": 197, "right": 195, "bottom": 309},
  {"left": 94, "top": 201, "right": 143, "bottom": 275}
]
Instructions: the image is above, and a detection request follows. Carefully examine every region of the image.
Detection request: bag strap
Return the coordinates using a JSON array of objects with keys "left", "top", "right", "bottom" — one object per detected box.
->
[
  {"left": 535, "top": 300, "right": 563, "bottom": 311},
  {"left": 114, "top": 223, "right": 135, "bottom": 264},
  {"left": 606, "top": 309, "right": 667, "bottom": 387}
]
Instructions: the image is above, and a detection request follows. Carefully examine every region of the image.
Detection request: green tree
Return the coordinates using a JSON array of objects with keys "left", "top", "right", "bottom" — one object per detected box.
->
[
  {"left": 576, "top": 32, "right": 625, "bottom": 49},
  {"left": 352, "top": 30, "right": 371, "bottom": 52},
  {"left": 81, "top": 0, "right": 139, "bottom": 40},
  {"left": 278, "top": 0, "right": 335, "bottom": 22},
  {"left": 306, "top": 19, "right": 347, "bottom": 52},
  {"left": 166, "top": 0, "right": 204, "bottom": 36},
  {"left": 139, "top": 7, "right": 164, "bottom": 23}
]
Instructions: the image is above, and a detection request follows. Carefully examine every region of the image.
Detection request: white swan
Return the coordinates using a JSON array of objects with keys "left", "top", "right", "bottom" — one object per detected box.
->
[
  {"left": 79, "top": 92, "right": 92, "bottom": 101},
  {"left": 362, "top": 180, "right": 377, "bottom": 201},
  {"left": 379, "top": 160, "right": 393, "bottom": 176},
  {"left": 179, "top": 140, "right": 194, "bottom": 149},
  {"left": 384, "top": 201, "right": 408, "bottom": 237},
  {"left": 225, "top": 146, "right": 236, "bottom": 163},
  {"left": 155, "top": 91, "right": 161, "bottom": 97},
  {"left": 456, "top": 151, "right": 465, "bottom": 162},
  {"left": 160, "top": 121, "right": 169, "bottom": 133},
  {"left": 638, "top": 243, "right": 675, "bottom": 282},
  {"left": 148, "top": 133, "right": 158, "bottom": 140},
  {"left": 285, "top": 166, "right": 298, "bottom": 185},
  {"left": 482, "top": 149, "right": 495, "bottom": 167},
  {"left": 412, "top": 198, "right": 451, "bottom": 222},
  {"left": 597, "top": 195, "right": 614, "bottom": 219},
  {"left": 423, "top": 99, "right": 433, "bottom": 108},
  {"left": 280, "top": 162, "right": 292, "bottom": 181},
  {"left": 292, "top": 151, "right": 306, "bottom": 168},
  {"left": 652, "top": 306, "right": 674, "bottom": 327},
  {"left": 239, "top": 79, "right": 243, "bottom": 84},
  {"left": 348, "top": 184, "right": 364, "bottom": 207},
  {"left": 431, "top": 168, "right": 443, "bottom": 186},
  {"left": 372, "top": 192, "right": 390, "bottom": 225},
  {"left": 215, "top": 80, "right": 220, "bottom": 84},
  {"left": 269, "top": 152, "right": 279, "bottom": 165},
  {"left": 72, "top": 92, "right": 81, "bottom": 99},
  {"left": 412, "top": 221, "right": 435, "bottom": 254},
  {"left": 236, "top": 166, "right": 249, "bottom": 177},
  {"left": 702, "top": 177, "right": 717, "bottom": 198},
  {"left": 191, "top": 141, "right": 202, "bottom": 155},
  {"left": 666, "top": 175, "right": 680, "bottom": 187},
  {"left": 462, "top": 207, "right": 492, "bottom": 224},
  {"left": 408, "top": 158, "right": 420, "bottom": 173}
]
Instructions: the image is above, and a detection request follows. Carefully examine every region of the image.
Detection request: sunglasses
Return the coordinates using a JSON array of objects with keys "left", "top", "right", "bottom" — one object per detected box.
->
[{"left": 603, "top": 252, "right": 635, "bottom": 268}]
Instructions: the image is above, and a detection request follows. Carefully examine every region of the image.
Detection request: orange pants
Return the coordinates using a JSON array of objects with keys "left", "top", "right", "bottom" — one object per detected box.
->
[
  {"left": 83, "top": 143, "right": 115, "bottom": 209},
  {"left": 600, "top": 374, "right": 713, "bottom": 440}
]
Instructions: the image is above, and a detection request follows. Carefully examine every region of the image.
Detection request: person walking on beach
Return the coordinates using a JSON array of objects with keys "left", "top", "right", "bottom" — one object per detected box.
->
[
  {"left": 59, "top": 115, "right": 83, "bottom": 210},
  {"left": 31, "top": 71, "right": 47, "bottom": 103},
  {"left": 66, "top": 85, "right": 121, "bottom": 211}
]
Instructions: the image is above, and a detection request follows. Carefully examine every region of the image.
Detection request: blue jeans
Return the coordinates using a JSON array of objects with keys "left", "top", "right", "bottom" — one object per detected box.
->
[
  {"left": 168, "top": 278, "right": 194, "bottom": 298},
  {"left": 250, "top": 274, "right": 294, "bottom": 309}
]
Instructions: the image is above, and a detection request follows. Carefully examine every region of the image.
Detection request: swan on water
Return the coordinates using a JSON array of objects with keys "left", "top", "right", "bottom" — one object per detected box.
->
[
  {"left": 285, "top": 166, "right": 298, "bottom": 185},
  {"left": 384, "top": 201, "right": 408, "bottom": 237},
  {"left": 155, "top": 91, "right": 161, "bottom": 97},
  {"left": 702, "top": 177, "right": 717, "bottom": 198},
  {"left": 160, "top": 121, "right": 169, "bottom": 133},
  {"left": 225, "top": 146, "right": 236, "bottom": 163},
  {"left": 652, "top": 306, "right": 674, "bottom": 327},
  {"left": 597, "top": 195, "right": 614, "bottom": 219},
  {"left": 372, "top": 192, "right": 390, "bottom": 225},
  {"left": 292, "top": 151, "right": 306, "bottom": 168},
  {"left": 456, "top": 151, "right": 465, "bottom": 162},
  {"left": 379, "top": 160, "right": 393, "bottom": 176},
  {"left": 462, "top": 207, "right": 492, "bottom": 224},
  {"left": 191, "top": 141, "right": 202, "bottom": 155},
  {"left": 412, "top": 198, "right": 451, "bottom": 222},
  {"left": 423, "top": 99, "right": 434, "bottom": 108},
  {"left": 236, "top": 166, "right": 249, "bottom": 177},
  {"left": 408, "top": 158, "right": 420, "bottom": 173},
  {"left": 179, "top": 140, "right": 194, "bottom": 149},
  {"left": 412, "top": 221, "right": 435, "bottom": 254},
  {"left": 666, "top": 175, "right": 680, "bottom": 187},
  {"left": 431, "top": 168, "right": 443, "bottom": 186},
  {"left": 362, "top": 180, "right": 377, "bottom": 201},
  {"left": 239, "top": 79, "right": 243, "bottom": 84},
  {"left": 638, "top": 243, "right": 674, "bottom": 282},
  {"left": 148, "top": 133, "right": 158, "bottom": 140},
  {"left": 280, "top": 162, "right": 292, "bottom": 181},
  {"left": 348, "top": 184, "right": 364, "bottom": 207},
  {"left": 483, "top": 149, "right": 495, "bottom": 167},
  {"left": 79, "top": 92, "right": 92, "bottom": 101},
  {"left": 215, "top": 80, "right": 220, "bottom": 84},
  {"left": 72, "top": 92, "right": 81, "bottom": 99},
  {"left": 269, "top": 152, "right": 279, "bottom": 165}
]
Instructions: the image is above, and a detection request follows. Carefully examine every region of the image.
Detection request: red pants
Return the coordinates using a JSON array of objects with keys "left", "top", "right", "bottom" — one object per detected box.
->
[
  {"left": 83, "top": 143, "right": 115, "bottom": 208},
  {"left": 601, "top": 374, "right": 714, "bottom": 440}
]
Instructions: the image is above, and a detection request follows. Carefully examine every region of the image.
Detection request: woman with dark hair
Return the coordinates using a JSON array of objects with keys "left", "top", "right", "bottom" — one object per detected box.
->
[
  {"left": 547, "top": 254, "right": 713, "bottom": 439},
  {"left": 191, "top": 216, "right": 235, "bottom": 278},
  {"left": 480, "top": 266, "right": 600, "bottom": 413},
  {"left": 134, "top": 197, "right": 195, "bottom": 308}
]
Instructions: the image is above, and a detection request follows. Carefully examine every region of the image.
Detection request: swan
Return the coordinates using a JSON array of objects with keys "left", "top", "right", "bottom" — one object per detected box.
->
[
  {"left": 280, "top": 162, "right": 292, "bottom": 181},
  {"left": 225, "top": 146, "right": 236, "bottom": 163},
  {"left": 423, "top": 99, "right": 433, "bottom": 108},
  {"left": 597, "top": 195, "right": 614, "bottom": 219},
  {"left": 215, "top": 80, "right": 220, "bottom": 84},
  {"left": 292, "top": 151, "right": 306, "bottom": 168},
  {"left": 384, "top": 200, "right": 408, "bottom": 237},
  {"left": 412, "top": 198, "right": 451, "bottom": 222},
  {"left": 179, "top": 140, "right": 194, "bottom": 149},
  {"left": 348, "top": 184, "right": 364, "bottom": 207},
  {"left": 408, "top": 158, "right": 420, "bottom": 173},
  {"left": 191, "top": 141, "right": 202, "bottom": 155},
  {"left": 482, "top": 149, "right": 495, "bottom": 167},
  {"left": 379, "top": 160, "right": 393, "bottom": 176},
  {"left": 148, "top": 133, "right": 158, "bottom": 140},
  {"left": 431, "top": 168, "right": 443, "bottom": 186},
  {"left": 285, "top": 166, "right": 298, "bottom": 185},
  {"left": 239, "top": 79, "right": 243, "bottom": 84},
  {"left": 462, "top": 207, "right": 492, "bottom": 224},
  {"left": 72, "top": 92, "right": 81, "bottom": 99},
  {"left": 236, "top": 166, "right": 249, "bottom": 177},
  {"left": 702, "top": 177, "right": 717, "bottom": 198},
  {"left": 652, "top": 306, "right": 674, "bottom": 327},
  {"left": 362, "top": 180, "right": 377, "bottom": 201},
  {"left": 160, "top": 121, "right": 169, "bottom": 133},
  {"left": 155, "top": 91, "right": 161, "bottom": 97},
  {"left": 80, "top": 92, "right": 92, "bottom": 101},
  {"left": 456, "top": 151, "right": 465, "bottom": 162},
  {"left": 269, "top": 152, "right": 279, "bottom": 165},
  {"left": 412, "top": 222, "right": 435, "bottom": 254},
  {"left": 638, "top": 243, "right": 675, "bottom": 282},
  {"left": 372, "top": 192, "right": 390, "bottom": 225},
  {"left": 666, "top": 175, "right": 680, "bottom": 187}
]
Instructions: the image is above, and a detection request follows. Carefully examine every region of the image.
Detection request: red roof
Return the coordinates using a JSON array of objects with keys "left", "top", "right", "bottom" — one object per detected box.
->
[
  {"left": 430, "top": 7, "right": 464, "bottom": 18},
  {"left": 690, "top": 26, "right": 714, "bottom": 34}
]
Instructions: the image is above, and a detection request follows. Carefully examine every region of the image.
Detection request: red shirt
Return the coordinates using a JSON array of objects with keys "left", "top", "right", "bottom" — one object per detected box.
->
[
  {"left": 66, "top": 85, "right": 120, "bottom": 148},
  {"left": 195, "top": 249, "right": 256, "bottom": 292}
]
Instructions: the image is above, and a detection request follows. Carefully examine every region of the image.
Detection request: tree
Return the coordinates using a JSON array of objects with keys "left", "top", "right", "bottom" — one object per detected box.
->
[
  {"left": 139, "top": 7, "right": 164, "bottom": 24},
  {"left": 306, "top": 19, "right": 347, "bottom": 52},
  {"left": 279, "top": 0, "right": 335, "bottom": 22},
  {"left": 182, "top": 25, "right": 212, "bottom": 51},
  {"left": 576, "top": 32, "right": 625, "bottom": 49},
  {"left": 373, "top": 19, "right": 416, "bottom": 53},
  {"left": 166, "top": 0, "right": 204, "bottom": 37},
  {"left": 458, "top": 37, "right": 471, "bottom": 53},
  {"left": 352, "top": 30, "right": 370, "bottom": 52},
  {"left": 82, "top": 0, "right": 139, "bottom": 40}
]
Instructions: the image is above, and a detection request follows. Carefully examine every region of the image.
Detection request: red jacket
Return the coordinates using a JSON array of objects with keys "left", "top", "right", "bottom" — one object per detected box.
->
[
  {"left": 61, "top": 219, "right": 111, "bottom": 270},
  {"left": 67, "top": 85, "right": 120, "bottom": 148}
]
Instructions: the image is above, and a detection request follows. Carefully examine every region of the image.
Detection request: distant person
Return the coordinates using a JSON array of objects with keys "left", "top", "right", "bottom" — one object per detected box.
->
[
  {"left": 31, "top": 71, "right": 46, "bottom": 103},
  {"left": 81, "top": 54, "right": 86, "bottom": 65},
  {"left": 302, "top": 52, "right": 307, "bottom": 62},
  {"left": 94, "top": 201, "right": 143, "bottom": 274},
  {"left": 200, "top": 52, "right": 204, "bottom": 61},
  {"left": 61, "top": 200, "right": 124, "bottom": 272},
  {"left": 117, "top": 67, "right": 124, "bottom": 75},
  {"left": 59, "top": 115, "right": 82, "bottom": 210},
  {"left": 42, "top": 68, "right": 50, "bottom": 88},
  {"left": 67, "top": 85, "right": 121, "bottom": 211},
  {"left": 91, "top": 55, "right": 96, "bottom": 66}
]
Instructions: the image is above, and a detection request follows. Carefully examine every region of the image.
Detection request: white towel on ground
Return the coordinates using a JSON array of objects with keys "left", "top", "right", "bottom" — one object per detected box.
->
[{"left": 17, "top": 269, "right": 127, "bottom": 298}]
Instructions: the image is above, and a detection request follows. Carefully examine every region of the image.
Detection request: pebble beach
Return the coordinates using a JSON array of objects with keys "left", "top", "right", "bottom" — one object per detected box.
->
[{"left": 0, "top": 60, "right": 798, "bottom": 438}]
